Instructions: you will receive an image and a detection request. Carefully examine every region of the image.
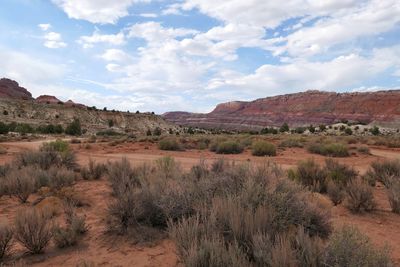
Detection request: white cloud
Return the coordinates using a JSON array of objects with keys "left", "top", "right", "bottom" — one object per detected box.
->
[
  {"left": 43, "top": 31, "right": 67, "bottom": 49},
  {"left": 162, "top": 3, "right": 184, "bottom": 15},
  {"left": 78, "top": 30, "right": 125, "bottom": 48},
  {"left": 277, "top": 0, "right": 400, "bottom": 57},
  {"left": 38, "top": 23, "right": 51, "bottom": 31},
  {"left": 0, "top": 48, "right": 65, "bottom": 95},
  {"left": 52, "top": 0, "right": 150, "bottom": 24},
  {"left": 182, "top": 0, "right": 361, "bottom": 28},
  {"left": 208, "top": 46, "right": 400, "bottom": 96},
  {"left": 139, "top": 13, "right": 157, "bottom": 18},
  {"left": 100, "top": 49, "right": 131, "bottom": 62},
  {"left": 127, "top": 22, "right": 198, "bottom": 43}
]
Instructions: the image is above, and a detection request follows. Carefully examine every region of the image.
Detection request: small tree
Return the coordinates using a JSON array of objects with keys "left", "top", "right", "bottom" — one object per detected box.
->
[
  {"left": 279, "top": 123, "right": 289, "bottom": 133},
  {"left": 370, "top": 126, "right": 380, "bottom": 136},
  {"left": 146, "top": 129, "right": 152, "bottom": 136},
  {"left": 308, "top": 125, "right": 316, "bottom": 133},
  {"left": 319, "top": 124, "right": 326, "bottom": 131},
  {"left": 0, "top": 122, "right": 9, "bottom": 134},
  {"left": 345, "top": 128, "right": 353, "bottom": 135},
  {"left": 108, "top": 119, "right": 114, "bottom": 128}
]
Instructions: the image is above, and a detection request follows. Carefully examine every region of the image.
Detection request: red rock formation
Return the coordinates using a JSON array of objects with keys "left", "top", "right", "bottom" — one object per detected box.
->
[
  {"left": 64, "top": 100, "right": 86, "bottom": 109},
  {"left": 163, "top": 90, "right": 400, "bottom": 129},
  {"left": 0, "top": 78, "right": 33, "bottom": 100},
  {"left": 36, "top": 95, "right": 62, "bottom": 104}
]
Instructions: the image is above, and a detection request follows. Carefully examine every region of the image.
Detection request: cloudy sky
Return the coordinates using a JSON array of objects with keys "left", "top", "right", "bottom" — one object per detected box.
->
[{"left": 0, "top": 0, "right": 399, "bottom": 113}]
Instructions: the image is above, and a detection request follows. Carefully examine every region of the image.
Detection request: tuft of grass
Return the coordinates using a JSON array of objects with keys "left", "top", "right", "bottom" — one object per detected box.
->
[
  {"left": 81, "top": 159, "right": 106, "bottom": 180},
  {"left": 357, "top": 146, "right": 371, "bottom": 154},
  {"left": 278, "top": 138, "right": 304, "bottom": 148},
  {"left": 251, "top": 141, "right": 276, "bottom": 156}
]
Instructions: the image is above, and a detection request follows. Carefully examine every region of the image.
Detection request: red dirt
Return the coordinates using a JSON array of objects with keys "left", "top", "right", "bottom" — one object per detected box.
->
[{"left": 1, "top": 140, "right": 400, "bottom": 266}]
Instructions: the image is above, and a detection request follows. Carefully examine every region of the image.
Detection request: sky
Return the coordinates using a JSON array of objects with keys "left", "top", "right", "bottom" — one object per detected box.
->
[{"left": 0, "top": 0, "right": 399, "bottom": 114}]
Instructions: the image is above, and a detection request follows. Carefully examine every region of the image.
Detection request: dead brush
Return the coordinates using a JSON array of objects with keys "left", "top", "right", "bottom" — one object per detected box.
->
[
  {"left": 345, "top": 178, "right": 376, "bottom": 213},
  {"left": 0, "top": 221, "right": 13, "bottom": 261},
  {"left": 14, "top": 208, "right": 53, "bottom": 254}
]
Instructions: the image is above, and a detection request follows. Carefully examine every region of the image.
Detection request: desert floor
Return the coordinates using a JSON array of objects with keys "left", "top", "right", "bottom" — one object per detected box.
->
[{"left": 1, "top": 139, "right": 400, "bottom": 266}]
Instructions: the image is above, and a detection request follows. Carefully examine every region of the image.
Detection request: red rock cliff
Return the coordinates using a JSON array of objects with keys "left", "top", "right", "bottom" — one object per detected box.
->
[{"left": 163, "top": 90, "right": 400, "bottom": 129}]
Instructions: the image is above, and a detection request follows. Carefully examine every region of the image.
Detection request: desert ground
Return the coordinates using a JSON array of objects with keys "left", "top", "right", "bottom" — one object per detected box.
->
[{"left": 1, "top": 135, "right": 400, "bottom": 266}]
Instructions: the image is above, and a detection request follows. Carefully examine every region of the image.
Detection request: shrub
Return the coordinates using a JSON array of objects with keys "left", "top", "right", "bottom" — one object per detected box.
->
[
  {"left": 0, "top": 221, "right": 13, "bottom": 260},
  {"left": 7, "top": 167, "right": 37, "bottom": 203},
  {"left": 325, "top": 159, "right": 357, "bottom": 186},
  {"left": 156, "top": 156, "right": 179, "bottom": 179},
  {"left": 357, "top": 146, "right": 370, "bottom": 154},
  {"left": 289, "top": 159, "right": 327, "bottom": 193},
  {"left": 107, "top": 158, "right": 140, "bottom": 196},
  {"left": 308, "top": 143, "right": 349, "bottom": 157},
  {"left": 251, "top": 141, "right": 276, "bottom": 156},
  {"left": 370, "top": 160, "right": 400, "bottom": 186},
  {"left": 41, "top": 140, "right": 70, "bottom": 153},
  {"left": 14, "top": 208, "right": 52, "bottom": 254},
  {"left": 158, "top": 138, "right": 181, "bottom": 151},
  {"left": 387, "top": 180, "right": 400, "bottom": 214},
  {"left": 344, "top": 128, "right": 353, "bottom": 135},
  {"left": 325, "top": 226, "right": 391, "bottom": 266},
  {"left": 345, "top": 179, "right": 376, "bottom": 213},
  {"left": 81, "top": 159, "right": 106, "bottom": 180},
  {"left": 327, "top": 181, "right": 345, "bottom": 205},
  {"left": 48, "top": 167, "right": 76, "bottom": 190},
  {"left": 215, "top": 141, "right": 243, "bottom": 154},
  {"left": 370, "top": 126, "right": 380, "bottom": 136},
  {"left": 53, "top": 206, "right": 87, "bottom": 248},
  {"left": 65, "top": 118, "right": 82, "bottom": 136},
  {"left": 153, "top": 127, "right": 162, "bottom": 136},
  {"left": 0, "top": 122, "right": 9, "bottom": 134},
  {"left": 279, "top": 138, "right": 304, "bottom": 148},
  {"left": 280, "top": 122, "right": 289, "bottom": 132}
]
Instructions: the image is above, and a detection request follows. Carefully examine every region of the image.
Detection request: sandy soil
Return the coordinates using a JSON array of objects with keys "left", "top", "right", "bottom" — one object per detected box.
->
[{"left": 1, "top": 139, "right": 400, "bottom": 266}]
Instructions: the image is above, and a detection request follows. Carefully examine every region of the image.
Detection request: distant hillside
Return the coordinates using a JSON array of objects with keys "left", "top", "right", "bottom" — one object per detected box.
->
[
  {"left": 0, "top": 78, "right": 177, "bottom": 135},
  {"left": 163, "top": 90, "right": 400, "bottom": 130}
]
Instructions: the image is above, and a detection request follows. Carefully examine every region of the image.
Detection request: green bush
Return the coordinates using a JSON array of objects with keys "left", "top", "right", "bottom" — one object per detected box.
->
[
  {"left": 41, "top": 140, "right": 70, "bottom": 153},
  {"left": 158, "top": 138, "right": 181, "bottom": 151},
  {"left": 279, "top": 122, "right": 289, "bottom": 132},
  {"left": 0, "top": 122, "right": 9, "bottom": 134},
  {"left": 308, "top": 143, "right": 349, "bottom": 157},
  {"left": 251, "top": 141, "right": 276, "bottom": 156},
  {"left": 325, "top": 226, "right": 391, "bottom": 266},
  {"left": 65, "top": 118, "right": 82, "bottom": 136},
  {"left": 215, "top": 141, "right": 243, "bottom": 154},
  {"left": 357, "top": 146, "right": 370, "bottom": 154},
  {"left": 370, "top": 126, "right": 380, "bottom": 136}
]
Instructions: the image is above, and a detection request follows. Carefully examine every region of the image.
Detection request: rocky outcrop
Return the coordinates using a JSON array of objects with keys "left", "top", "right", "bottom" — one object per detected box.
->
[
  {"left": 36, "top": 95, "right": 62, "bottom": 104},
  {"left": 163, "top": 90, "right": 400, "bottom": 130},
  {"left": 0, "top": 77, "right": 177, "bottom": 135},
  {"left": 0, "top": 78, "right": 33, "bottom": 100}
]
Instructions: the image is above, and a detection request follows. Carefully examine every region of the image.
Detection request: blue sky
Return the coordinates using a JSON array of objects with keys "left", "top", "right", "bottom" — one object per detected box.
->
[{"left": 0, "top": 0, "right": 399, "bottom": 113}]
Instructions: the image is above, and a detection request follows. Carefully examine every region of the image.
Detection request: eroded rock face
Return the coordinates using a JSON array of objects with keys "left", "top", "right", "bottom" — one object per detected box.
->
[
  {"left": 0, "top": 78, "right": 33, "bottom": 100},
  {"left": 36, "top": 95, "right": 62, "bottom": 104},
  {"left": 163, "top": 90, "right": 400, "bottom": 129}
]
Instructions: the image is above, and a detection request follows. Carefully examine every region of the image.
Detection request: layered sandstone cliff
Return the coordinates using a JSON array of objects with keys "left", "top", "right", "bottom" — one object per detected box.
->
[{"left": 163, "top": 90, "right": 400, "bottom": 130}]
